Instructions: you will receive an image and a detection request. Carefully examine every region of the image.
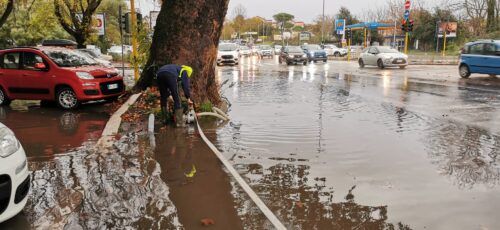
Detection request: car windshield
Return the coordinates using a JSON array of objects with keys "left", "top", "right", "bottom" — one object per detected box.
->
[
  {"left": 219, "top": 44, "right": 238, "bottom": 51},
  {"left": 44, "top": 49, "right": 98, "bottom": 67},
  {"left": 305, "top": 45, "right": 322, "bottom": 50},
  {"left": 377, "top": 47, "right": 399, "bottom": 53},
  {"left": 286, "top": 46, "right": 303, "bottom": 53},
  {"left": 261, "top": 45, "right": 271, "bottom": 50},
  {"left": 79, "top": 49, "right": 99, "bottom": 58}
]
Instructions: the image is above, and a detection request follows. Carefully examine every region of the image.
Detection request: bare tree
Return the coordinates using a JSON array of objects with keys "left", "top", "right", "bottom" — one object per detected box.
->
[
  {"left": 232, "top": 3, "right": 246, "bottom": 19},
  {"left": 464, "top": 0, "right": 488, "bottom": 35},
  {"left": 53, "top": 0, "right": 103, "bottom": 48},
  {"left": 0, "top": 0, "right": 14, "bottom": 28}
]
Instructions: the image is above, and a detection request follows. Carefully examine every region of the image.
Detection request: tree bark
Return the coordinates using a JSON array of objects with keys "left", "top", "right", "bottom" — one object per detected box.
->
[
  {"left": 0, "top": 0, "right": 14, "bottom": 28},
  {"left": 135, "top": 0, "right": 230, "bottom": 105},
  {"left": 53, "top": 0, "right": 102, "bottom": 48}
]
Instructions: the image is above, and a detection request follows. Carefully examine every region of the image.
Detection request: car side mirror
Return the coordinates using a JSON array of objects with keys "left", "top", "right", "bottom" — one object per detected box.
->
[{"left": 34, "top": 63, "right": 47, "bottom": 70}]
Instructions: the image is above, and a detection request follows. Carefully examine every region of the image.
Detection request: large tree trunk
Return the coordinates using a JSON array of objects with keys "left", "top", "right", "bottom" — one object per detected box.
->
[
  {"left": 0, "top": 0, "right": 14, "bottom": 28},
  {"left": 135, "top": 0, "right": 229, "bottom": 105}
]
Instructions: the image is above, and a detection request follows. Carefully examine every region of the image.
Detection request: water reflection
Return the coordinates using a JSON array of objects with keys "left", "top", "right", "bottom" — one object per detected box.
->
[
  {"left": 23, "top": 134, "right": 181, "bottom": 229},
  {"left": 233, "top": 163, "right": 411, "bottom": 229},
  {"left": 0, "top": 106, "right": 108, "bottom": 159}
]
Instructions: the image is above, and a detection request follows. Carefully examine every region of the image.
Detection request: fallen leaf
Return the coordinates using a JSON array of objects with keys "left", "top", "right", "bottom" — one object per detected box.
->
[
  {"left": 201, "top": 218, "right": 215, "bottom": 226},
  {"left": 185, "top": 165, "right": 197, "bottom": 178}
]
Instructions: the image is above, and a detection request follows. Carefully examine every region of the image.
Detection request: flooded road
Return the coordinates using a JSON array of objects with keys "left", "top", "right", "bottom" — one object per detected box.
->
[
  {"left": 214, "top": 57, "right": 500, "bottom": 229},
  {"left": 0, "top": 101, "right": 109, "bottom": 159}
]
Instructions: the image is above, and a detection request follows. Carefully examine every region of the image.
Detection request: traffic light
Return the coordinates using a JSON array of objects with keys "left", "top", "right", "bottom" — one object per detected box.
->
[
  {"left": 408, "top": 20, "right": 414, "bottom": 32},
  {"left": 120, "top": 12, "right": 130, "bottom": 34},
  {"left": 345, "top": 29, "right": 352, "bottom": 39},
  {"left": 136, "top": 13, "right": 142, "bottom": 26},
  {"left": 401, "top": 19, "right": 407, "bottom": 32}
]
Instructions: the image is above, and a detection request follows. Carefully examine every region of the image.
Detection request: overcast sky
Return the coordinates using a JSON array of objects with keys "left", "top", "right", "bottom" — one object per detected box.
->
[{"left": 137, "top": 0, "right": 437, "bottom": 23}]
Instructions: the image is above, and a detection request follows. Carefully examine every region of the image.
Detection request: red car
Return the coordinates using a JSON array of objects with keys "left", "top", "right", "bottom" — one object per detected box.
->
[{"left": 0, "top": 47, "right": 125, "bottom": 109}]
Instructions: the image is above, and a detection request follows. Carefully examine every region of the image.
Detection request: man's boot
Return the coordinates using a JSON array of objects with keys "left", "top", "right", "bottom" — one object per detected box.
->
[{"left": 175, "top": 109, "right": 185, "bottom": 127}]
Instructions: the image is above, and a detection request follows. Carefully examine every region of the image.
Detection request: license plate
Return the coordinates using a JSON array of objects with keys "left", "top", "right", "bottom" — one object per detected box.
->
[
  {"left": 397, "top": 59, "right": 403, "bottom": 63},
  {"left": 108, "top": 83, "right": 118, "bottom": 90}
]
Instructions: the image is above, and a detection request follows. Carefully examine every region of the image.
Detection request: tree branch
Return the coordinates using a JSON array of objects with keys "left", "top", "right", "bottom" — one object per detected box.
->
[{"left": 0, "top": 0, "right": 14, "bottom": 28}]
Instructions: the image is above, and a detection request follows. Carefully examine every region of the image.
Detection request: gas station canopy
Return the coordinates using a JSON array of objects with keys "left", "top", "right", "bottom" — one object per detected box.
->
[{"left": 346, "top": 22, "right": 394, "bottom": 31}]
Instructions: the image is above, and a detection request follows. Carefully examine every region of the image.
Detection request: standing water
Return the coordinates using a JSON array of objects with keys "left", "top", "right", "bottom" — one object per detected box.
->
[{"left": 214, "top": 57, "right": 500, "bottom": 229}]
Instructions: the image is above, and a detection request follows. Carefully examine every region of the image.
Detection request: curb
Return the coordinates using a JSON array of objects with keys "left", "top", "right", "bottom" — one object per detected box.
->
[{"left": 96, "top": 93, "right": 142, "bottom": 149}]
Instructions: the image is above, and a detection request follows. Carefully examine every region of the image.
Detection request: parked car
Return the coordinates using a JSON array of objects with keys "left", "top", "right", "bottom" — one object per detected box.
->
[
  {"left": 217, "top": 43, "right": 239, "bottom": 66},
  {"left": 251, "top": 45, "right": 261, "bottom": 56},
  {"left": 0, "top": 47, "right": 125, "bottom": 109},
  {"left": 107, "top": 45, "right": 132, "bottom": 56},
  {"left": 459, "top": 40, "right": 500, "bottom": 78},
  {"left": 279, "top": 46, "right": 308, "bottom": 65},
  {"left": 78, "top": 49, "right": 113, "bottom": 67},
  {"left": 301, "top": 44, "right": 328, "bottom": 63},
  {"left": 41, "top": 39, "right": 77, "bottom": 48},
  {"left": 324, "top": 44, "right": 347, "bottom": 57},
  {"left": 0, "top": 122, "right": 30, "bottom": 224},
  {"left": 239, "top": 46, "right": 252, "bottom": 56},
  {"left": 274, "top": 45, "right": 282, "bottom": 55},
  {"left": 258, "top": 45, "right": 274, "bottom": 58},
  {"left": 358, "top": 46, "right": 408, "bottom": 69}
]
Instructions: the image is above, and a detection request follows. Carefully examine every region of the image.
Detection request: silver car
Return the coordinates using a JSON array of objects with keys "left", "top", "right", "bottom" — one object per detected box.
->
[{"left": 358, "top": 46, "right": 408, "bottom": 69}]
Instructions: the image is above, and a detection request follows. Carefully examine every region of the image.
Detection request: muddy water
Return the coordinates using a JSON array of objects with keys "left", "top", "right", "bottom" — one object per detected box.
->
[
  {"left": 214, "top": 57, "right": 500, "bottom": 229},
  {"left": 0, "top": 102, "right": 109, "bottom": 159}
]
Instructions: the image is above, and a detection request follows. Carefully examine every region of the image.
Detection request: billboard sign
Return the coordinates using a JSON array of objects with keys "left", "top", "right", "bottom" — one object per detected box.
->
[
  {"left": 335, "top": 19, "right": 345, "bottom": 35},
  {"left": 94, "top": 14, "right": 105, "bottom": 36},
  {"left": 438, "top": 22, "right": 457, "bottom": 38},
  {"left": 77, "top": 13, "right": 105, "bottom": 35},
  {"left": 299, "top": 32, "right": 310, "bottom": 41}
]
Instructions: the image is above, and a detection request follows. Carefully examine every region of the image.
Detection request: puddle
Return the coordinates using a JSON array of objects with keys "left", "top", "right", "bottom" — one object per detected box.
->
[
  {"left": 0, "top": 102, "right": 109, "bottom": 160},
  {"left": 215, "top": 59, "right": 500, "bottom": 229}
]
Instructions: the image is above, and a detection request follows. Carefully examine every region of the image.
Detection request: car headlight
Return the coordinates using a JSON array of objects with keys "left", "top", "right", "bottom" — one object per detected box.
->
[
  {"left": 288, "top": 55, "right": 294, "bottom": 58},
  {"left": 0, "top": 127, "right": 20, "bottom": 158},
  {"left": 76, "top": 72, "right": 94, "bottom": 80},
  {"left": 310, "top": 51, "right": 315, "bottom": 55},
  {"left": 302, "top": 54, "right": 307, "bottom": 58}
]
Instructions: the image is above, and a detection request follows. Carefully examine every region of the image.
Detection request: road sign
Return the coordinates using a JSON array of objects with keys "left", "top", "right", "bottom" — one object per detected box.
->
[
  {"left": 404, "top": 10, "right": 410, "bottom": 20},
  {"left": 405, "top": 0, "right": 411, "bottom": 10},
  {"left": 335, "top": 19, "right": 345, "bottom": 35},
  {"left": 150, "top": 11, "right": 159, "bottom": 29}
]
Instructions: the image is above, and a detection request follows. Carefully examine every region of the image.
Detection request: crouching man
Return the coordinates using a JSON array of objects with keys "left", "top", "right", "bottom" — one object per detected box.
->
[{"left": 156, "top": 64, "right": 193, "bottom": 127}]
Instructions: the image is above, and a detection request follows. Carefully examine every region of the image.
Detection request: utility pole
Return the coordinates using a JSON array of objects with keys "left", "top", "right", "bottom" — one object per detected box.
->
[
  {"left": 321, "top": 0, "right": 325, "bottom": 44},
  {"left": 130, "top": 0, "right": 139, "bottom": 81},
  {"left": 436, "top": 21, "right": 440, "bottom": 53}
]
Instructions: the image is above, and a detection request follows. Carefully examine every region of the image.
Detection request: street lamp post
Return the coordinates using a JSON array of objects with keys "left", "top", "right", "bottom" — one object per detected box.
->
[{"left": 321, "top": 0, "right": 325, "bottom": 44}]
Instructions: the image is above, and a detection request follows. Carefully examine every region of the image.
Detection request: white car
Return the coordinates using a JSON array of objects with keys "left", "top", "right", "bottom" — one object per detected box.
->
[
  {"left": 274, "top": 45, "right": 282, "bottom": 55},
  {"left": 239, "top": 46, "right": 252, "bottom": 56},
  {"left": 0, "top": 123, "right": 30, "bottom": 223},
  {"left": 258, "top": 45, "right": 274, "bottom": 58},
  {"left": 217, "top": 43, "right": 239, "bottom": 66},
  {"left": 324, "top": 44, "right": 347, "bottom": 57},
  {"left": 107, "top": 45, "right": 132, "bottom": 56},
  {"left": 358, "top": 46, "right": 408, "bottom": 69}
]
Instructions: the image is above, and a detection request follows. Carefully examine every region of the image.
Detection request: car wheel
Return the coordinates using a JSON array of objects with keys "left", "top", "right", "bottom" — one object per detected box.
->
[
  {"left": 459, "top": 65, "right": 471, "bottom": 78},
  {"left": 399, "top": 66, "right": 407, "bottom": 69},
  {"left": 489, "top": 74, "right": 497, "bottom": 78},
  {"left": 334, "top": 52, "right": 340, "bottom": 57},
  {"left": 358, "top": 59, "right": 365, "bottom": 68},
  {"left": 303, "top": 61, "right": 307, "bottom": 66},
  {"left": 377, "top": 59, "right": 385, "bottom": 69},
  {"left": 56, "top": 87, "right": 79, "bottom": 109},
  {"left": 0, "top": 87, "right": 11, "bottom": 106}
]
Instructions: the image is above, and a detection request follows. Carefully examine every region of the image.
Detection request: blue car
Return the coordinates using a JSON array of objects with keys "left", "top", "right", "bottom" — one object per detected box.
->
[
  {"left": 301, "top": 44, "right": 328, "bottom": 63},
  {"left": 459, "top": 40, "right": 500, "bottom": 78}
]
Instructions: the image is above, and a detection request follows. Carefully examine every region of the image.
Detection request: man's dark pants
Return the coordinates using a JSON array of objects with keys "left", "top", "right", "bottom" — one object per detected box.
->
[{"left": 157, "top": 71, "right": 181, "bottom": 111}]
